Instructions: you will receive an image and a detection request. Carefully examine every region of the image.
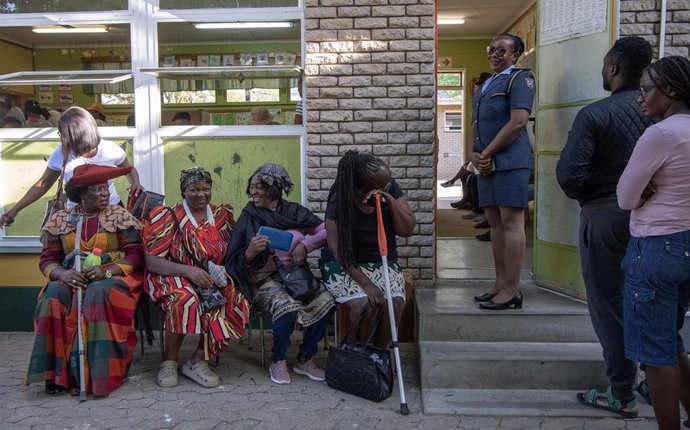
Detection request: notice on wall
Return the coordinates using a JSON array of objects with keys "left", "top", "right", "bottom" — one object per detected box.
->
[{"left": 540, "top": 0, "right": 608, "bottom": 45}]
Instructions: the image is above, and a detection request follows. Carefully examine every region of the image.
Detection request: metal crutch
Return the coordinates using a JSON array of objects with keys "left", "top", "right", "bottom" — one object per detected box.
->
[
  {"left": 374, "top": 194, "right": 409, "bottom": 415},
  {"left": 67, "top": 212, "right": 87, "bottom": 402}
]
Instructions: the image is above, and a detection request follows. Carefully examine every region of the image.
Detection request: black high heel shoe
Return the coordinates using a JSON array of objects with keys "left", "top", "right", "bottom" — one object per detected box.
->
[
  {"left": 473, "top": 292, "right": 498, "bottom": 302},
  {"left": 478, "top": 291, "right": 523, "bottom": 310}
]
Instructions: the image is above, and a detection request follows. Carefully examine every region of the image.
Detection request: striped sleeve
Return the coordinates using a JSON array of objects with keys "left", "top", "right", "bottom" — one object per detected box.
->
[{"left": 142, "top": 205, "right": 175, "bottom": 258}]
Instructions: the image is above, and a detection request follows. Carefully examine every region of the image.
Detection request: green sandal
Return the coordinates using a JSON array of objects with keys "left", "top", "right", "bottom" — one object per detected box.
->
[{"left": 576, "top": 386, "right": 639, "bottom": 419}]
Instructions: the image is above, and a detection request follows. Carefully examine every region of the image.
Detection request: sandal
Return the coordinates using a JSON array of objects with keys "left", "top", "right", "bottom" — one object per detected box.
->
[
  {"left": 636, "top": 379, "right": 652, "bottom": 405},
  {"left": 44, "top": 381, "right": 67, "bottom": 395},
  {"left": 576, "top": 386, "right": 638, "bottom": 419},
  {"left": 181, "top": 360, "right": 220, "bottom": 388},
  {"left": 441, "top": 180, "right": 455, "bottom": 188},
  {"left": 157, "top": 360, "right": 179, "bottom": 388}
]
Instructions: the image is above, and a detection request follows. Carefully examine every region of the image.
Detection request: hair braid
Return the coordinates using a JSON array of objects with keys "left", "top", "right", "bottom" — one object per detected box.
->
[
  {"left": 649, "top": 56, "right": 690, "bottom": 107},
  {"left": 330, "top": 150, "right": 385, "bottom": 269}
]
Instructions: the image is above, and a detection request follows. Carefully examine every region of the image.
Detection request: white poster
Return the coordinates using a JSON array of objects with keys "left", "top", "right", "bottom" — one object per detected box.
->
[{"left": 540, "top": 0, "right": 607, "bottom": 45}]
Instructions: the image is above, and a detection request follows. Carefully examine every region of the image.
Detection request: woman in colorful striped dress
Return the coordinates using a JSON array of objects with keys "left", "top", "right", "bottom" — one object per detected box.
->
[
  {"left": 26, "top": 164, "right": 144, "bottom": 398},
  {"left": 144, "top": 167, "right": 249, "bottom": 388}
]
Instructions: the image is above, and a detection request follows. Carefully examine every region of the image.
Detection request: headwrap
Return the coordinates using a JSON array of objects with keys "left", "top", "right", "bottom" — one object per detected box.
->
[
  {"left": 180, "top": 167, "right": 212, "bottom": 193},
  {"left": 253, "top": 163, "right": 293, "bottom": 195}
]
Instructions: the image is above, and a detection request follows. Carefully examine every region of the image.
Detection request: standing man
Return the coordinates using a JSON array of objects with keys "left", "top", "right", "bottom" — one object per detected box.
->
[{"left": 556, "top": 36, "right": 653, "bottom": 418}]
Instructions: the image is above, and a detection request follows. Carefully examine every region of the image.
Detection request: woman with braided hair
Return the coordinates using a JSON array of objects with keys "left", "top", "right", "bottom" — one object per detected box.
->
[
  {"left": 617, "top": 56, "right": 690, "bottom": 430},
  {"left": 320, "top": 151, "right": 416, "bottom": 347}
]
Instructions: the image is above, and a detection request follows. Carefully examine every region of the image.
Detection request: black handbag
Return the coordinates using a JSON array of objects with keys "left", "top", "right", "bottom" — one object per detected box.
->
[
  {"left": 167, "top": 208, "right": 227, "bottom": 313},
  {"left": 272, "top": 254, "right": 320, "bottom": 303},
  {"left": 325, "top": 307, "right": 394, "bottom": 402},
  {"left": 127, "top": 191, "right": 165, "bottom": 221}
]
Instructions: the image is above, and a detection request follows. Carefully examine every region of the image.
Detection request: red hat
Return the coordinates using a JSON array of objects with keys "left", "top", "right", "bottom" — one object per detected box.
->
[{"left": 69, "top": 164, "right": 132, "bottom": 186}]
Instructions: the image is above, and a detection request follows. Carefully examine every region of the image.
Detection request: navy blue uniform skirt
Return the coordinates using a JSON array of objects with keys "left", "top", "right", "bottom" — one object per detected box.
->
[{"left": 477, "top": 168, "right": 531, "bottom": 208}]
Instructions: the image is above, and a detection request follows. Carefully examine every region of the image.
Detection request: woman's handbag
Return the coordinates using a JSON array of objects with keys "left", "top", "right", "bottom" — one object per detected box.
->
[
  {"left": 166, "top": 208, "right": 227, "bottom": 313},
  {"left": 325, "top": 307, "right": 394, "bottom": 402},
  {"left": 127, "top": 191, "right": 165, "bottom": 221},
  {"left": 272, "top": 254, "right": 320, "bottom": 303},
  {"left": 41, "top": 166, "right": 66, "bottom": 229}
]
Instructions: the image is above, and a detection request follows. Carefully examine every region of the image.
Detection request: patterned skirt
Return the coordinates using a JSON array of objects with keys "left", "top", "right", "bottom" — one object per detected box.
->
[
  {"left": 146, "top": 272, "right": 249, "bottom": 357},
  {"left": 319, "top": 259, "right": 406, "bottom": 304},
  {"left": 252, "top": 272, "right": 335, "bottom": 327},
  {"left": 26, "top": 278, "right": 138, "bottom": 397}
]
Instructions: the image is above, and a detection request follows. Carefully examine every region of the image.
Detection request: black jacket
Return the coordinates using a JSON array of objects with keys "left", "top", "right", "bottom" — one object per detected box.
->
[{"left": 556, "top": 87, "right": 653, "bottom": 207}]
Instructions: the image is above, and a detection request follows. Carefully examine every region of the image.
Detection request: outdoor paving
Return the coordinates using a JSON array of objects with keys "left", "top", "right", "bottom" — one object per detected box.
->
[{"left": 0, "top": 331, "right": 662, "bottom": 430}]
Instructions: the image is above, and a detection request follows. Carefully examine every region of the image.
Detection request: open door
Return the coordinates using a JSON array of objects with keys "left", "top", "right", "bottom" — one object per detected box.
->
[{"left": 533, "top": 0, "right": 617, "bottom": 296}]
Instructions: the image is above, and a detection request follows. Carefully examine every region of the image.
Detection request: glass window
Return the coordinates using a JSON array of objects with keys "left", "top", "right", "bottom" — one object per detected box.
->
[
  {"left": 225, "top": 88, "right": 280, "bottom": 103},
  {"left": 163, "top": 90, "right": 216, "bottom": 104},
  {"left": 159, "top": 0, "right": 298, "bottom": 8},
  {"left": 101, "top": 93, "right": 135, "bottom": 105},
  {"left": 0, "top": 24, "right": 132, "bottom": 127},
  {"left": 438, "top": 72, "right": 462, "bottom": 86},
  {"left": 154, "top": 20, "right": 301, "bottom": 126},
  {"left": 438, "top": 89, "right": 463, "bottom": 105},
  {"left": 0, "top": 0, "right": 127, "bottom": 13}
]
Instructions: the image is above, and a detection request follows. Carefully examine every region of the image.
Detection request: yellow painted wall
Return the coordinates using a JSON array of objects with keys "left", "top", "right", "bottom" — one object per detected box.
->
[
  {"left": 0, "top": 255, "right": 43, "bottom": 286},
  {"left": 0, "top": 40, "right": 33, "bottom": 96}
]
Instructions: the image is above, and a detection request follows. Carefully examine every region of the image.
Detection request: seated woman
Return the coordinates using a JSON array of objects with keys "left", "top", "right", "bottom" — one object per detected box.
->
[
  {"left": 144, "top": 167, "right": 249, "bottom": 388},
  {"left": 320, "top": 151, "right": 416, "bottom": 347},
  {"left": 26, "top": 164, "right": 144, "bottom": 398},
  {"left": 226, "top": 163, "right": 335, "bottom": 385}
]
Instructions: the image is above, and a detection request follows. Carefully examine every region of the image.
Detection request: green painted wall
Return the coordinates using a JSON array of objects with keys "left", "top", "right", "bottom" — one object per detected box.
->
[
  {"left": 1, "top": 140, "right": 133, "bottom": 237},
  {"left": 163, "top": 137, "right": 302, "bottom": 208},
  {"left": 437, "top": 39, "right": 492, "bottom": 158}
]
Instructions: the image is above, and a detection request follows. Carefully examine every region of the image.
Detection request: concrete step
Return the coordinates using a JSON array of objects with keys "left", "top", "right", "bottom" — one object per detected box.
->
[
  {"left": 419, "top": 341, "right": 608, "bottom": 390},
  {"left": 421, "top": 388, "right": 655, "bottom": 418},
  {"left": 416, "top": 283, "right": 598, "bottom": 342}
]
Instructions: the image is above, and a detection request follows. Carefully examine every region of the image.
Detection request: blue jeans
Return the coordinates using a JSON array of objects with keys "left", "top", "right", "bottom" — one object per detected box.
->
[
  {"left": 271, "top": 310, "right": 332, "bottom": 363},
  {"left": 622, "top": 230, "right": 690, "bottom": 367}
]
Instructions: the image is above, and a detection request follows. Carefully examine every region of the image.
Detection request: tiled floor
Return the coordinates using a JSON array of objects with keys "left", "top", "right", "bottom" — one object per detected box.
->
[{"left": 436, "top": 179, "right": 534, "bottom": 281}]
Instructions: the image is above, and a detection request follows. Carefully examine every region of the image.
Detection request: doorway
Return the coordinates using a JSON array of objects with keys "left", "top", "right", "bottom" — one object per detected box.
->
[{"left": 435, "top": 1, "right": 537, "bottom": 281}]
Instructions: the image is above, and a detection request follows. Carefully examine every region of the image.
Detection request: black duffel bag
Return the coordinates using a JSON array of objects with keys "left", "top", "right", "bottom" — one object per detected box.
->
[{"left": 325, "top": 307, "right": 393, "bottom": 402}]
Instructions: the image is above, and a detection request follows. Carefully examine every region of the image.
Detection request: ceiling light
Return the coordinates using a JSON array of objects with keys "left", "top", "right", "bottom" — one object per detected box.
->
[
  {"left": 32, "top": 25, "right": 108, "bottom": 34},
  {"left": 194, "top": 22, "right": 292, "bottom": 30},
  {"left": 438, "top": 18, "right": 466, "bottom": 25}
]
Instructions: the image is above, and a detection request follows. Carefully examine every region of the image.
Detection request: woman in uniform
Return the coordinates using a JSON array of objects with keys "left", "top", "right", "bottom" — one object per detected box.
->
[{"left": 470, "top": 34, "right": 536, "bottom": 310}]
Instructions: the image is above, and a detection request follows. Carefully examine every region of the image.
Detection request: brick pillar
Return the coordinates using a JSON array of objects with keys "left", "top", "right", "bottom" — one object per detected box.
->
[
  {"left": 620, "top": 0, "right": 690, "bottom": 57},
  {"left": 305, "top": 0, "right": 435, "bottom": 286}
]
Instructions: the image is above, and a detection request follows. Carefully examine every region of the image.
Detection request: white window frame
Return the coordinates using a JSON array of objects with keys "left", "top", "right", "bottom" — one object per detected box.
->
[{"left": 0, "top": 0, "right": 306, "bottom": 247}]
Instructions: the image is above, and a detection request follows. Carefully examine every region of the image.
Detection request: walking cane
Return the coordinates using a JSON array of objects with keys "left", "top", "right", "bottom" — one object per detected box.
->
[
  {"left": 67, "top": 212, "right": 87, "bottom": 402},
  {"left": 374, "top": 193, "right": 409, "bottom": 415}
]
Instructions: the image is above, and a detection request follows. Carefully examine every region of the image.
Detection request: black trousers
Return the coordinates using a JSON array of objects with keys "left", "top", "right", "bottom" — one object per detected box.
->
[{"left": 579, "top": 197, "right": 637, "bottom": 399}]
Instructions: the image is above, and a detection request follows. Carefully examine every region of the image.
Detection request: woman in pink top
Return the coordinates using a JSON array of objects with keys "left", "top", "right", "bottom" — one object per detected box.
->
[{"left": 617, "top": 56, "right": 690, "bottom": 430}]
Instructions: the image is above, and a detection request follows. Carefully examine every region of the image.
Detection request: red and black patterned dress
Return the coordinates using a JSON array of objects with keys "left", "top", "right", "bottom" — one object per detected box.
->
[{"left": 143, "top": 203, "right": 249, "bottom": 357}]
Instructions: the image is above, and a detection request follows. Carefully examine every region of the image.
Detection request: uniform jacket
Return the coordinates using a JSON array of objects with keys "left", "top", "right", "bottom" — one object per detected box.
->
[
  {"left": 472, "top": 68, "right": 536, "bottom": 171},
  {"left": 556, "top": 87, "right": 653, "bottom": 207}
]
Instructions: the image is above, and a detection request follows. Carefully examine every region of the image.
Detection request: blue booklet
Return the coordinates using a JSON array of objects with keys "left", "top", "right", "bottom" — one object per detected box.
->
[{"left": 257, "top": 226, "right": 294, "bottom": 251}]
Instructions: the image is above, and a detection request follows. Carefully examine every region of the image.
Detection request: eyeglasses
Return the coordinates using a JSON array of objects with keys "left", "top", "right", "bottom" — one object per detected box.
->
[
  {"left": 86, "top": 185, "right": 109, "bottom": 194},
  {"left": 639, "top": 84, "right": 656, "bottom": 96},
  {"left": 486, "top": 46, "right": 512, "bottom": 56}
]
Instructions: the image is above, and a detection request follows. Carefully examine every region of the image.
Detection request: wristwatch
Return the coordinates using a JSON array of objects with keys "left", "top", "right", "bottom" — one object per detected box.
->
[{"left": 104, "top": 269, "right": 112, "bottom": 279}]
